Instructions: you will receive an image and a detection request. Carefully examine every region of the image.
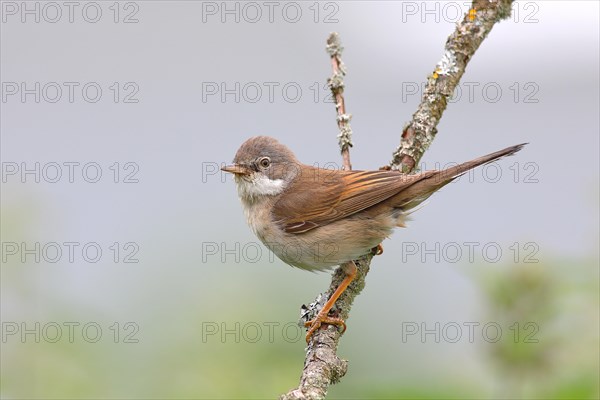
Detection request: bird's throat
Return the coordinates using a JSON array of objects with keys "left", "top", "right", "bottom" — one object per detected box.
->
[{"left": 235, "top": 175, "right": 286, "bottom": 202}]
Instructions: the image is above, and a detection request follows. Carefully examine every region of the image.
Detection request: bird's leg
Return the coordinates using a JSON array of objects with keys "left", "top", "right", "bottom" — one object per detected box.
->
[
  {"left": 304, "top": 261, "right": 357, "bottom": 343},
  {"left": 371, "top": 244, "right": 384, "bottom": 255}
]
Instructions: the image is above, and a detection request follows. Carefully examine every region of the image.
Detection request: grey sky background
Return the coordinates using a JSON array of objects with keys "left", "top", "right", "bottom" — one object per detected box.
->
[{"left": 1, "top": 1, "right": 599, "bottom": 397}]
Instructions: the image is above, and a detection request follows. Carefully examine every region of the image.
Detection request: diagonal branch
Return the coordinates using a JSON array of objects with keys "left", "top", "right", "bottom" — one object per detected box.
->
[
  {"left": 281, "top": 1, "right": 514, "bottom": 398},
  {"left": 389, "top": 0, "right": 514, "bottom": 172}
]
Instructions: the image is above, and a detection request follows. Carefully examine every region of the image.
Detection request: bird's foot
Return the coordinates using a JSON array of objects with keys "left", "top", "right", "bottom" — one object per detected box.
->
[
  {"left": 304, "top": 261, "right": 357, "bottom": 343},
  {"left": 371, "top": 244, "right": 384, "bottom": 255},
  {"left": 304, "top": 313, "right": 346, "bottom": 343}
]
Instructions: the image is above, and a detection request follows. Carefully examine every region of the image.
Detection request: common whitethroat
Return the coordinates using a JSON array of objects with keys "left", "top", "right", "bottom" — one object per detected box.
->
[{"left": 222, "top": 136, "right": 525, "bottom": 342}]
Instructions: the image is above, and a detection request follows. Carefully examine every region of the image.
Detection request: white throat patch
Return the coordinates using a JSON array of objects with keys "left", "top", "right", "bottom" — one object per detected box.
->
[{"left": 236, "top": 174, "right": 286, "bottom": 201}]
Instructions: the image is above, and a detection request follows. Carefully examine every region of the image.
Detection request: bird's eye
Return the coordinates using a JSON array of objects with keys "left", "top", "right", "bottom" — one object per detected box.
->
[{"left": 258, "top": 157, "right": 271, "bottom": 169}]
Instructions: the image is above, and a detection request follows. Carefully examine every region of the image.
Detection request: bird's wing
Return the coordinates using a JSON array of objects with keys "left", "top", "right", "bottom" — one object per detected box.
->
[
  {"left": 271, "top": 144, "right": 527, "bottom": 234},
  {"left": 272, "top": 167, "right": 433, "bottom": 234}
]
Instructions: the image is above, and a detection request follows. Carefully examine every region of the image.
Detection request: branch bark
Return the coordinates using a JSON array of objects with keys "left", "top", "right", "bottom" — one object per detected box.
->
[
  {"left": 281, "top": 1, "right": 514, "bottom": 398},
  {"left": 326, "top": 32, "right": 353, "bottom": 171},
  {"left": 389, "top": 0, "right": 514, "bottom": 172}
]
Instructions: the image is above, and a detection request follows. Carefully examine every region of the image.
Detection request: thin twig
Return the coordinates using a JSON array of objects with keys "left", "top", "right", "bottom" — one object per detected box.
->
[
  {"left": 326, "top": 32, "right": 353, "bottom": 171},
  {"left": 281, "top": 2, "right": 514, "bottom": 398}
]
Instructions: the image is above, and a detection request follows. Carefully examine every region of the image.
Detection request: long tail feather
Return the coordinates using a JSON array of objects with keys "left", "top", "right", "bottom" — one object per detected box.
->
[{"left": 397, "top": 143, "right": 527, "bottom": 210}]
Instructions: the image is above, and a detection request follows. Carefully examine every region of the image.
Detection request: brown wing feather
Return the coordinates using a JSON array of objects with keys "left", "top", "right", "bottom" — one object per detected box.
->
[
  {"left": 272, "top": 167, "right": 428, "bottom": 233},
  {"left": 272, "top": 143, "right": 526, "bottom": 234}
]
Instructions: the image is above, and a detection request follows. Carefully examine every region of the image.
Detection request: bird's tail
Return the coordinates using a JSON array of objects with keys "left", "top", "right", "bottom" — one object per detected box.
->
[{"left": 397, "top": 143, "right": 527, "bottom": 211}]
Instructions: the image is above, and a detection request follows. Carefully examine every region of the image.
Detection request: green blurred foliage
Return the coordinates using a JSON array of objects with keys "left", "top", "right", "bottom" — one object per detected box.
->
[
  {"left": 475, "top": 261, "right": 599, "bottom": 400},
  {"left": 3, "top": 259, "right": 597, "bottom": 399}
]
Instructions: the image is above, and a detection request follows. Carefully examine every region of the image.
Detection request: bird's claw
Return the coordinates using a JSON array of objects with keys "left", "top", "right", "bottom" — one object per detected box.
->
[{"left": 304, "top": 315, "right": 347, "bottom": 343}]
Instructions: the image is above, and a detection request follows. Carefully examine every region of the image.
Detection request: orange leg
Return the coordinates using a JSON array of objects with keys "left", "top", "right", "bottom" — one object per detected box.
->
[
  {"left": 304, "top": 261, "right": 357, "bottom": 343},
  {"left": 371, "top": 244, "right": 384, "bottom": 255}
]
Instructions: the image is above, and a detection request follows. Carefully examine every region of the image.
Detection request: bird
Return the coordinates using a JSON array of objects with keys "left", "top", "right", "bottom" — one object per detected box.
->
[{"left": 222, "top": 136, "right": 525, "bottom": 342}]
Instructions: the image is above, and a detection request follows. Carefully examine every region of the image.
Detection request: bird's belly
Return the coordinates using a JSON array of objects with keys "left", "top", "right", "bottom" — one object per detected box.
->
[{"left": 259, "top": 214, "right": 397, "bottom": 271}]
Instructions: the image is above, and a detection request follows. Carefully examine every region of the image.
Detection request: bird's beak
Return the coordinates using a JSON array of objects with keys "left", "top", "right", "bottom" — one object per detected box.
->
[{"left": 221, "top": 163, "right": 252, "bottom": 176}]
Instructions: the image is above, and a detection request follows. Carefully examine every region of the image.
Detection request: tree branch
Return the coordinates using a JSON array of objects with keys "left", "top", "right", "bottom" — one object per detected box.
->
[
  {"left": 281, "top": 2, "right": 514, "bottom": 398},
  {"left": 326, "top": 32, "right": 353, "bottom": 171},
  {"left": 389, "top": 0, "right": 514, "bottom": 172}
]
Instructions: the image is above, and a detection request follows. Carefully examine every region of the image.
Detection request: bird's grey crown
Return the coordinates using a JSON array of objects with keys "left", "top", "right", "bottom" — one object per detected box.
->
[{"left": 233, "top": 136, "right": 298, "bottom": 165}]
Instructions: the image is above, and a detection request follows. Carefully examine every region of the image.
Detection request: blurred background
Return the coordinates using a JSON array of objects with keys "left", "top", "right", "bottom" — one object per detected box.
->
[{"left": 1, "top": 1, "right": 598, "bottom": 399}]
